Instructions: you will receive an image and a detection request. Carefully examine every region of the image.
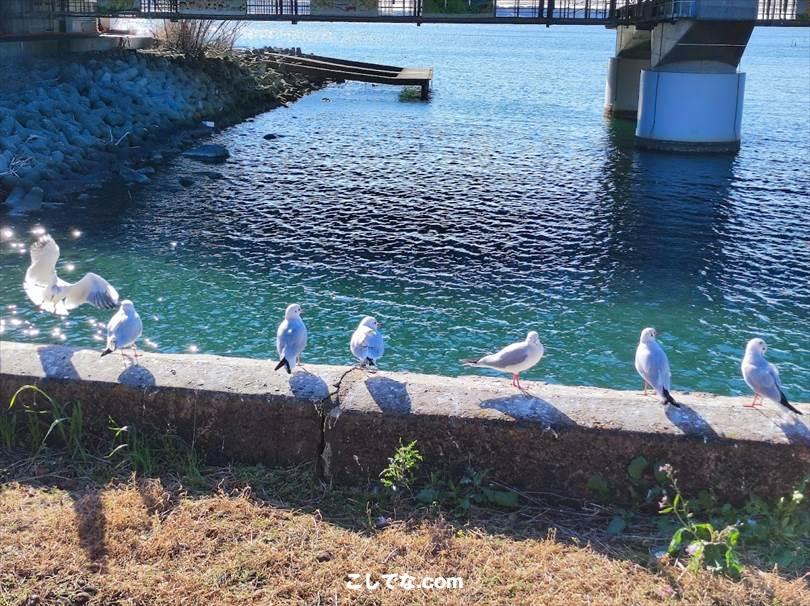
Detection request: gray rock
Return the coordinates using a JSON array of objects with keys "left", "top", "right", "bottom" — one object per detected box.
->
[
  {"left": 4, "top": 186, "right": 25, "bottom": 207},
  {"left": 6, "top": 186, "right": 44, "bottom": 213},
  {"left": 119, "top": 167, "right": 151, "bottom": 185},
  {"left": 182, "top": 144, "right": 230, "bottom": 163},
  {"left": 195, "top": 170, "right": 224, "bottom": 180}
]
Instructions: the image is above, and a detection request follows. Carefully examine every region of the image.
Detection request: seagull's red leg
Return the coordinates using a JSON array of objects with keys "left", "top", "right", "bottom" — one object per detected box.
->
[
  {"left": 744, "top": 394, "right": 759, "bottom": 408},
  {"left": 511, "top": 374, "right": 517, "bottom": 387},
  {"left": 643, "top": 381, "right": 648, "bottom": 396},
  {"left": 515, "top": 374, "right": 523, "bottom": 390}
]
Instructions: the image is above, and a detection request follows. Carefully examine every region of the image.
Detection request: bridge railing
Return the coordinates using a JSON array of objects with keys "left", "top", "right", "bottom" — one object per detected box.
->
[{"left": 3, "top": 0, "right": 805, "bottom": 23}]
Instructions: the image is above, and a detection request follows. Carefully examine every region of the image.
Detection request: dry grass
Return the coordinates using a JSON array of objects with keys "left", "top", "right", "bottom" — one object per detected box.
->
[
  {"left": 0, "top": 460, "right": 807, "bottom": 606},
  {"left": 151, "top": 20, "right": 246, "bottom": 59}
]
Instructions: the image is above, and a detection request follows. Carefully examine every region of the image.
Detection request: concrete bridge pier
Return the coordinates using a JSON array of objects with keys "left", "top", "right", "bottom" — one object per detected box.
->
[
  {"left": 635, "top": 4, "right": 756, "bottom": 152},
  {"left": 604, "top": 26, "right": 651, "bottom": 119}
]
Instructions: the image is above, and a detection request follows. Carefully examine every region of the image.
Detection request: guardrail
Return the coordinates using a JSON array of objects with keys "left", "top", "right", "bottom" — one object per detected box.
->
[{"left": 1, "top": 0, "right": 805, "bottom": 25}]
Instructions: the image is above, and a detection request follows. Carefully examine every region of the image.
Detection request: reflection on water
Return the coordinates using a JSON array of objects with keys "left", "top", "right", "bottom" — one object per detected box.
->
[{"left": 1, "top": 24, "right": 808, "bottom": 399}]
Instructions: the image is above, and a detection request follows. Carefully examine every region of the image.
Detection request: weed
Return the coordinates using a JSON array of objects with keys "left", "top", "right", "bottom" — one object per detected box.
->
[
  {"left": 7, "top": 385, "right": 86, "bottom": 457},
  {"left": 379, "top": 439, "right": 422, "bottom": 496},
  {"left": 658, "top": 464, "right": 743, "bottom": 578},
  {"left": 416, "top": 466, "right": 519, "bottom": 515}
]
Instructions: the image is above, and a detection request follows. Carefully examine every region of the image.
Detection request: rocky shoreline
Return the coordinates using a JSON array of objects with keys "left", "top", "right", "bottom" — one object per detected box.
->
[{"left": 0, "top": 47, "right": 324, "bottom": 210}]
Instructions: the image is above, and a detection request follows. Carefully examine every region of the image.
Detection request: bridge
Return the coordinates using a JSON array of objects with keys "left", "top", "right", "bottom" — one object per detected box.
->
[
  {"left": 1, "top": 0, "right": 808, "bottom": 153},
  {"left": 7, "top": 0, "right": 806, "bottom": 25}
]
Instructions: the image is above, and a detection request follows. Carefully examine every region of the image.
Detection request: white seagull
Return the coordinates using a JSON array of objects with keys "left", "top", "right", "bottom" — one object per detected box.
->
[
  {"left": 24, "top": 234, "right": 119, "bottom": 316},
  {"left": 741, "top": 338, "right": 801, "bottom": 414},
  {"left": 275, "top": 303, "right": 308, "bottom": 374},
  {"left": 101, "top": 300, "right": 143, "bottom": 361},
  {"left": 463, "top": 331, "right": 544, "bottom": 390},
  {"left": 634, "top": 327, "right": 680, "bottom": 407},
  {"left": 350, "top": 316, "right": 385, "bottom": 368}
]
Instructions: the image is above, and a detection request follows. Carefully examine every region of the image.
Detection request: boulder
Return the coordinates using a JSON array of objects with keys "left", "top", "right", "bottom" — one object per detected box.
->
[
  {"left": 195, "top": 170, "right": 224, "bottom": 180},
  {"left": 7, "top": 186, "right": 44, "bottom": 213},
  {"left": 182, "top": 144, "right": 230, "bottom": 163},
  {"left": 119, "top": 167, "right": 151, "bottom": 185}
]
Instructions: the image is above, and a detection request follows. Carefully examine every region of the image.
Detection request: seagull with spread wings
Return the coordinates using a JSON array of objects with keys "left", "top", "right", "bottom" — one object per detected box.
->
[{"left": 24, "top": 234, "right": 119, "bottom": 316}]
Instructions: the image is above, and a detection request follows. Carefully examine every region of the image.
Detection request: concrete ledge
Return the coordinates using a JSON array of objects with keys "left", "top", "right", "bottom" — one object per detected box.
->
[
  {"left": 326, "top": 370, "right": 809, "bottom": 503},
  {"left": 0, "top": 34, "right": 153, "bottom": 59},
  {"left": 2, "top": 342, "right": 808, "bottom": 503},
  {"left": 0, "top": 341, "right": 340, "bottom": 467}
]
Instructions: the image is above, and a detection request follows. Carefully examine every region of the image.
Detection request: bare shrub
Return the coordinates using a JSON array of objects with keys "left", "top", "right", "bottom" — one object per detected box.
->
[{"left": 151, "top": 19, "right": 246, "bottom": 59}]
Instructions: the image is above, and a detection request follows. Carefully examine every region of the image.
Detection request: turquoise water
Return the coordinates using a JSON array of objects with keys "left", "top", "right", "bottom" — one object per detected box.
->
[{"left": 1, "top": 24, "right": 809, "bottom": 399}]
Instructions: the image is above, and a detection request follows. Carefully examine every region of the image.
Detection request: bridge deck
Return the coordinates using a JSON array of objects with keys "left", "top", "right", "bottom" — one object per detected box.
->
[
  {"left": 265, "top": 53, "right": 433, "bottom": 99},
  {"left": 4, "top": 0, "right": 804, "bottom": 27}
]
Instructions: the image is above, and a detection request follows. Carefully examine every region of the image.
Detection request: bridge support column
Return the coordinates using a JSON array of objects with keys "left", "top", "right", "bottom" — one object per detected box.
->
[
  {"left": 604, "top": 26, "right": 651, "bottom": 119},
  {"left": 636, "top": 69, "right": 745, "bottom": 152},
  {"left": 634, "top": 16, "right": 755, "bottom": 152}
]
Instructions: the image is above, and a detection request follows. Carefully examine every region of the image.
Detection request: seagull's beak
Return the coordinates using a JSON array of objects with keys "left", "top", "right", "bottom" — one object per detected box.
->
[{"left": 377, "top": 321, "right": 384, "bottom": 328}]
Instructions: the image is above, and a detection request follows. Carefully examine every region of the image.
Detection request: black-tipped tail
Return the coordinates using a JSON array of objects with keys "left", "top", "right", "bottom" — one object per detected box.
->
[
  {"left": 366, "top": 357, "right": 375, "bottom": 367},
  {"left": 274, "top": 358, "right": 291, "bottom": 374},
  {"left": 100, "top": 348, "right": 113, "bottom": 357},
  {"left": 780, "top": 391, "right": 802, "bottom": 415},
  {"left": 662, "top": 389, "right": 681, "bottom": 408}
]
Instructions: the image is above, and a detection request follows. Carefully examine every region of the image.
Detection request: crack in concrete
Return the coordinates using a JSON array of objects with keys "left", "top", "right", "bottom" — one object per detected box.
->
[{"left": 316, "top": 367, "right": 368, "bottom": 479}]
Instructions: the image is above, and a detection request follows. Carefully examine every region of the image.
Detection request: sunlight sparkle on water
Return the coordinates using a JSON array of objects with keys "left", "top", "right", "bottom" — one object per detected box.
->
[
  {"left": 71, "top": 229, "right": 82, "bottom": 238},
  {"left": 30, "top": 226, "right": 46, "bottom": 236},
  {"left": 65, "top": 263, "right": 76, "bottom": 272},
  {"left": 0, "top": 228, "right": 13, "bottom": 240},
  {"left": 187, "top": 344, "right": 198, "bottom": 353}
]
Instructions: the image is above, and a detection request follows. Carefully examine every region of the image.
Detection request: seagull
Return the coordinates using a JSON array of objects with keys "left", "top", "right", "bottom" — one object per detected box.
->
[
  {"left": 741, "top": 338, "right": 801, "bottom": 414},
  {"left": 101, "top": 300, "right": 143, "bottom": 361},
  {"left": 463, "top": 331, "right": 544, "bottom": 390},
  {"left": 275, "top": 303, "right": 307, "bottom": 374},
  {"left": 634, "top": 327, "right": 680, "bottom": 407},
  {"left": 24, "top": 234, "right": 119, "bottom": 316},
  {"left": 350, "top": 316, "right": 385, "bottom": 368}
]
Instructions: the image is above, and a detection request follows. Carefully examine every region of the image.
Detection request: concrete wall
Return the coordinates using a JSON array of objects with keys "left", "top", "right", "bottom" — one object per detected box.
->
[{"left": 1, "top": 341, "right": 808, "bottom": 504}]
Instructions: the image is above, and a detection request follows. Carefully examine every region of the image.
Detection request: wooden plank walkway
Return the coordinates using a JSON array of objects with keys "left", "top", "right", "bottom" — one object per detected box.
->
[{"left": 263, "top": 52, "right": 433, "bottom": 100}]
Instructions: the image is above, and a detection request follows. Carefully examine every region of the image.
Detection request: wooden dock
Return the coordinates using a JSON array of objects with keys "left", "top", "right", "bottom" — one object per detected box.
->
[{"left": 262, "top": 52, "right": 433, "bottom": 101}]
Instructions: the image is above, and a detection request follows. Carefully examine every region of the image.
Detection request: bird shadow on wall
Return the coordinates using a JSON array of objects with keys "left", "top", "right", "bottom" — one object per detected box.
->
[
  {"left": 118, "top": 363, "right": 156, "bottom": 388},
  {"left": 289, "top": 370, "right": 330, "bottom": 402},
  {"left": 774, "top": 413, "right": 810, "bottom": 446},
  {"left": 665, "top": 404, "right": 719, "bottom": 440},
  {"left": 36, "top": 345, "right": 80, "bottom": 381},
  {"left": 480, "top": 394, "right": 576, "bottom": 428},
  {"left": 366, "top": 376, "right": 412, "bottom": 415}
]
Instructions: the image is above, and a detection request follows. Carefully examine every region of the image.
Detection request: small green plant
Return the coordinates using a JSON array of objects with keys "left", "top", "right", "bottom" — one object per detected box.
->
[
  {"left": 379, "top": 439, "right": 423, "bottom": 496},
  {"left": 107, "top": 418, "right": 204, "bottom": 485},
  {"left": 7, "top": 385, "right": 86, "bottom": 457},
  {"left": 740, "top": 479, "right": 809, "bottom": 569},
  {"left": 658, "top": 464, "right": 743, "bottom": 578},
  {"left": 415, "top": 466, "right": 518, "bottom": 515}
]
